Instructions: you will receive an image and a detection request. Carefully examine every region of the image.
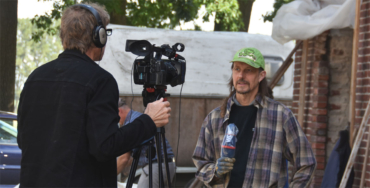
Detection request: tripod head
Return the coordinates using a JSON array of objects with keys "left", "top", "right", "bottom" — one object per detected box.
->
[{"left": 142, "top": 85, "right": 170, "bottom": 107}]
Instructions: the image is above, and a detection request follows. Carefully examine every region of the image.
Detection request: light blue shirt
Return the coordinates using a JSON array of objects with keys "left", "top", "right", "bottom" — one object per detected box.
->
[{"left": 124, "top": 110, "right": 174, "bottom": 167}]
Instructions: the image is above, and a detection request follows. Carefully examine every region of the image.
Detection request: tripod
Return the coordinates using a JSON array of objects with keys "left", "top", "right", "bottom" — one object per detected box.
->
[{"left": 126, "top": 86, "right": 172, "bottom": 188}]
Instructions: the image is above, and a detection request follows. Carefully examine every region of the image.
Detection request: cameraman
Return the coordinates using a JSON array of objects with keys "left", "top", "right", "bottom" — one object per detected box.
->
[
  {"left": 116, "top": 99, "right": 176, "bottom": 187},
  {"left": 17, "top": 3, "right": 171, "bottom": 187}
]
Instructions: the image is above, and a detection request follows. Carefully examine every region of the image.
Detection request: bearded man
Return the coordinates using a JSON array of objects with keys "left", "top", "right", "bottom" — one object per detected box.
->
[{"left": 192, "top": 47, "right": 316, "bottom": 188}]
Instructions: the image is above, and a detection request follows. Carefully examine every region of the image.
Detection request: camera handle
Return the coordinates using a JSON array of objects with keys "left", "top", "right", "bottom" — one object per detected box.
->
[{"left": 126, "top": 86, "right": 172, "bottom": 188}]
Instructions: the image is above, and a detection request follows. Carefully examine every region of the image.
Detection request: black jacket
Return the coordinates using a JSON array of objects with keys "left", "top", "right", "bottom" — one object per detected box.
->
[{"left": 17, "top": 50, "right": 156, "bottom": 187}]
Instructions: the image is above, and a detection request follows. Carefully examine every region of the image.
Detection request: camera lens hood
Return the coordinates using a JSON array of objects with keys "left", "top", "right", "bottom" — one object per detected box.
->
[{"left": 131, "top": 40, "right": 153, "bottom": 56}]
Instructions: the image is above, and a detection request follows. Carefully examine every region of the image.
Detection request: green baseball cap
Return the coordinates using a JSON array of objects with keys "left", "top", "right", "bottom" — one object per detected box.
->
[{"left": 231, "top": 47, "right": 265, "bottom": 69}]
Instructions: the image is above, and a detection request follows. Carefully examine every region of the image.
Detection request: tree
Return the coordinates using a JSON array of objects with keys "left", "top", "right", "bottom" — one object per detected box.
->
[
  {"left": 262, "top": 0, "right": 293, "bottom": 22},
  {"left": 201, "top": 0, "right": 254, "bottom": 31},
  {"left": 31, "top": 0, "right": 201, "bottom": 41},
  {"left": 14, "top": 19, "right": 63, "bottom": 111},
  {"left": 0, "top": 0, "right": 17, "bottom": 112},
  {"left": 31, "top": 0, "right": 258, "bottom": 41},
  {"left": 237, "top": 0, "right": 255, "bottom": 32}
]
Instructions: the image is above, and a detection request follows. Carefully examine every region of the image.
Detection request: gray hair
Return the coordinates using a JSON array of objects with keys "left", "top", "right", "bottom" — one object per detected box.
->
[{"left": 118, "top": 98, "right": 127, "bottom": 108}]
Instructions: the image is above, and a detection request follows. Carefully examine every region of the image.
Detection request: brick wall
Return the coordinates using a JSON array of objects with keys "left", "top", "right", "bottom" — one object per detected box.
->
[
  {"left": 292, "top": 22, "right": 370, "bottom": 188},
  {"left": 293, "top": 32, "right": 330, "bottom": 187},
  {"left": 353, "top": 0, "right": 370, "bottom": 186}
]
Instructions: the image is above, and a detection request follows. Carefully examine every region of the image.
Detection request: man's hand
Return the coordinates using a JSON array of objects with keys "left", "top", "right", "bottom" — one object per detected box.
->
[
  {"left": 117, "top": 151, "right": 132, "bottom": 175},
  {"left": 144, "top": 98, "right": 171, "bottom": 128},
  {"left": 215, "top": 157, "right": 235, "bottom": 177}
]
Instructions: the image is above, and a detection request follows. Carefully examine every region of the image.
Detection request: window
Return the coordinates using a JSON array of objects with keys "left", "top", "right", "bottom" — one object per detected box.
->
[
  {"left": 0, "top": 120, "right": 17, "bottom": 144},
  {"left": 264, "top": 56, "right": 285, "bottom": 86}
]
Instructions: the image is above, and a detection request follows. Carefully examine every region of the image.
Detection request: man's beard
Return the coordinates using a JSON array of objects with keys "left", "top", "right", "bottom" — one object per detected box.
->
[{"left": 235, "top": 79, "right": 251, "bottom": 95}]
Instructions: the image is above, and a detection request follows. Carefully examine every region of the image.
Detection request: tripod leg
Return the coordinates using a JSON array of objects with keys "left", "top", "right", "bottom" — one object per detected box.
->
[
  {"left": 161, "top": 128, "right": 172, "bottom": 188},
  {"left": 155, "top": 129, "right": 165, "bottom": 187},
  {"left": 148, "top": 141, "right": 153, "bottom": 188},
  {"left": 126, "top": 147, "right": 142, "bottom": 188}
]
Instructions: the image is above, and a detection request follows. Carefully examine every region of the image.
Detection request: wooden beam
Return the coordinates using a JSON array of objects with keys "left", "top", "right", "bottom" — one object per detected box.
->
[
  {"left": 339, "top": 99, "right": 370, "bottom": 188},
  {"left": 298, "top": 40, "right": 309, "bottom": 126},
  {"left": 360, "top": 126, "right": 370, "bottom": 188},
  {"left": 269, "top": 41, "right": 303, "bottom": 89},
  {"left": 350, "top": 0, "right": 361, "bottom": 147}
]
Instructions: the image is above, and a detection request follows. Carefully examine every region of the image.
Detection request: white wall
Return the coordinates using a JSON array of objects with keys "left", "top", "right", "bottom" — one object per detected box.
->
[{"left": 100, "top": 24, "right": 295, "bottom": 99}]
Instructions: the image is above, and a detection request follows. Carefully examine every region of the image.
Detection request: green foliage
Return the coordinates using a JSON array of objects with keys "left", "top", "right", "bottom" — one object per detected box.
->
[
  {"left": 30, "top": 0, "right": 258, "bottom": 41},
  {"left": 125, "top": 0, "right": 200, "bottom": 28},
  {"left": 262, "top": 0, "right": 293, "bottom": 22},
  {"left": 31, "top": 0, "right": 201, "bottom": 41},
  {"left": 31, "top": 0, "right": 75, "bottom": 42},
  {"left": 202, "top": 0, "right": 244, "bottom": 31},
  {"left": 15, "top": 19, "right": 63, "bottom": 110}
]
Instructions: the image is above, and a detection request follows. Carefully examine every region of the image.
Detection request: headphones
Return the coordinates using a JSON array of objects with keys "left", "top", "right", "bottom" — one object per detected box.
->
[{"left": 75, "top": 4, "right": 107, "bottom": 48}]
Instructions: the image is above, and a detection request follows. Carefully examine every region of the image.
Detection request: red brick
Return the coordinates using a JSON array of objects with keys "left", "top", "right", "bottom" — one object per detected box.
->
[
  {"left": 318, "top": 75, "right": 329, "bottom": 81},
  {"left": 294, "top": 76, "right": 301, "bottom": 82},
  {"left": 293, "top": 89, "right": 300, "bottom": 95},
  {"left": 356, "top": 87, "right": 364, "bottom": 93},
  {"left": 360, "top": 140, "right": 367, "bottom": 147},
  {"left": 294, "top": 83, "right": 300, "bottom": 89},
  {"left": 316, "top": 162, "right": 325, "bottom": 170},
  {"left": 363, "top": 78, "right": 370, "bottom": 85},
  {"left": 357, "top": 71, "right": 365, "bottom": 78},
  {"left": 358, "top": 148, "right": 367, "bottom": 155},
  {"left": 356, "top": 109, "right": 366, "bottom": 117},
  {"left": 365, "top": 180, "right": 370, "bottom": 188},
  {"left": 356, "top": 155, "right": 365, "bottom": 163},
  {"left": 310, "top": 115, "right": 327, "bottom": 123},
  {"left": 311, "top": 109, "right": 327, "bottom": 115},
  {"left": 354, "top": 163, "right": 363, "bottom": 171},
  {"left": 352, "top": 178, "right": 361, "bottom": 187},
  {"left": 310, "top": 135, "right": 326, "bottom": 143},
  {"left": 313, "top": 81, "right": 328, "bottom": 88},
  {"left": 330, "top": 104, "right": 341, "bottom": 110},
  {"left": 292, "top": 109, "right": 298, "bottom": 114},
  {"left": 311, "top": 143, "right": 325, "bottom": 149},
  {"left": 315, "top": 156, "right": 326, "bottom": 164},
  {"left": 308, "top": 122, "right": 327, "bottom": 129},
  {"left": 313, "top": 88, "right": 328, "bottom": 95},
  {"left": 312, "top": 95, "right": 327, "bottom": 102},
  {"left": 312, "top": 102, "right": 327, "bottom": 108},
  {"left": 312, "top": 149, "right": 325, "bottom": 156},
  {"left": 353, "top": 178, "right": 361, "bottom": 187}
]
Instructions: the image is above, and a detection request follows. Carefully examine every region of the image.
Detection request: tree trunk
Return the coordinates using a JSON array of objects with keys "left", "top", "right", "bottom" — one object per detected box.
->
[
  {"left": 0, "top": 0, "right": 17, "bottom": 112},
  {"left": 110, "top": 0, "right": 127, "bottom": 25},
  {"left": 214, "top": 12, "right": 226, "bottom": 31},
  {"left": 237, "top": 0, "right": 254, "bottom": 32}
]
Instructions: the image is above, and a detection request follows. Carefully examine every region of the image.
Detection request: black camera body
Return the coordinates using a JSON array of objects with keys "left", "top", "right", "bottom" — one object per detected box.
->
[{"left": 126, "top": 40, "right": 186, "bottom": 87}]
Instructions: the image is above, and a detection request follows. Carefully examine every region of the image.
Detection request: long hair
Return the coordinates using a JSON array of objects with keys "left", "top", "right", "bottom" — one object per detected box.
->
[{"left": 220, "top": 64, "right": 273, "bottom": 117}]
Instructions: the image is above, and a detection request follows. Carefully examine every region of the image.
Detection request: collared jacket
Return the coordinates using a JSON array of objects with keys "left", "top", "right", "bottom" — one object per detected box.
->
[
  {"left": 192, "top": 95, "right": 316, "bottom": 188},
  {"left": 17, "top": 50, "right": 157, "bottom": 187}
]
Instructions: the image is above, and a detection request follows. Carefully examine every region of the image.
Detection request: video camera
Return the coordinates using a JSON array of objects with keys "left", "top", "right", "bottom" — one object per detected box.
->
[
  {"left": 125, "top": 40, "right": 186, "bottom": 187},
  {"left": 125, "top": 40, "right": 186, "bottom": 87},
  {"left": 125, "top": 40, "right": 186, "bottom": 107}
]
